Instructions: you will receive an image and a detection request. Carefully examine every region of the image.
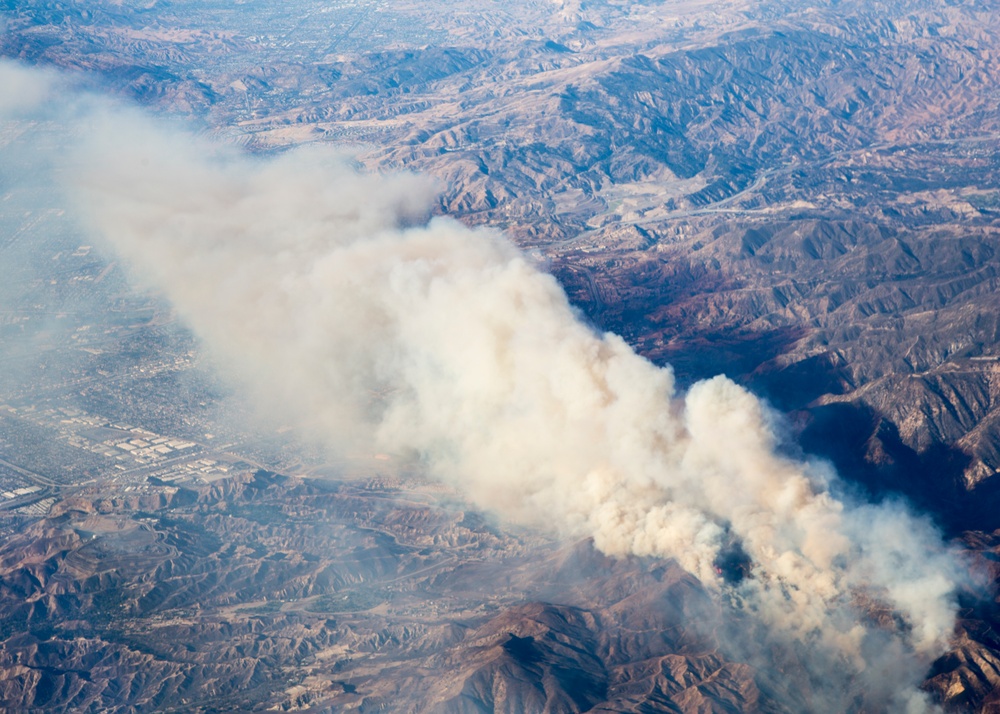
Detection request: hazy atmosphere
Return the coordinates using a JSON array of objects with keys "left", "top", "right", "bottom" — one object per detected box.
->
[{"left": 2, "top": 1, "right": 1000, "bottom": 712}]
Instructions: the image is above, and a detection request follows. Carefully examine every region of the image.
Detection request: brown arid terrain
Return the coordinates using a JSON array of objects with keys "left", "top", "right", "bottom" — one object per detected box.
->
[
  {"left": 5, "top": 0, "right": 1000, "bottom": 711},
  {"left": 0, "top": 470, "right": 768, "bottom": 713}
]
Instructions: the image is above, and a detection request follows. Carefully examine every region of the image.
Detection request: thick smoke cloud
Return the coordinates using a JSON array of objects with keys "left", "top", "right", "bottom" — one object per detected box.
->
[{"left": 2, "top": 60, "right": 967, "bottom": 711}]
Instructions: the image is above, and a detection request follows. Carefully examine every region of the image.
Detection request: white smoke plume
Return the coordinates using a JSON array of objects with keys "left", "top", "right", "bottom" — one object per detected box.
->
[
  {"left": 0, "top": 62, "right": 59, "bottom": 116},
  {"left": 2, "top": 60, "right": 968, "bottom": 710}
]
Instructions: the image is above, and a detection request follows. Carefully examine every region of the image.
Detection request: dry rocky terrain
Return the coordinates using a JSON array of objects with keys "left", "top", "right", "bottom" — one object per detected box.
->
[
  {"left": 5, "top": 0, "right": 1000, "bottom": 710},
  {"left": 0, "top": 471, "right": 769, "bottom": 713}
]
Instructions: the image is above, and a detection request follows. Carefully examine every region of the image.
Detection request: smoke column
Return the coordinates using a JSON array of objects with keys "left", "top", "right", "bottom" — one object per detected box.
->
[{"left": 2, "top": 61, "right": 967, "bottom": 711}]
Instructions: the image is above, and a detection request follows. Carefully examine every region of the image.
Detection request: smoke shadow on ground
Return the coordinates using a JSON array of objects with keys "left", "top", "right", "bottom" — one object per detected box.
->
[
  {"left": 745, "top": 349, "right": 854, "bottom": 411},
  {"left": 549, "top": 259, "right": 814, "bottom": 392},
  {"left": 796, "top": 401, "right": 976, "bottom": 534},
  {"left": 650, "top": 326, "right": 814, "bottom": 391}
]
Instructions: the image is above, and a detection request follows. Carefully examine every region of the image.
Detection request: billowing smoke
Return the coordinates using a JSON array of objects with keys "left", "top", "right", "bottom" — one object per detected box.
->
[{"left": 2, "top": 61, "right": 967, "bottom": 711}]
